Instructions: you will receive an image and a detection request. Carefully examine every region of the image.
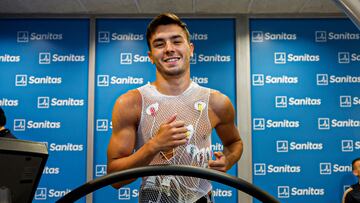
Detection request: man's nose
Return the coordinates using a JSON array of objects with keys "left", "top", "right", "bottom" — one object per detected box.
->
[{"left": 164, "top": 42, "right": 175, "bottom": 53}]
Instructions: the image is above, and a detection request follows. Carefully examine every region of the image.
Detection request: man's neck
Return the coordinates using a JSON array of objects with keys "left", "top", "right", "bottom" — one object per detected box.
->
[
  {"left": 153, "top": 73, "right": 191, "bottom": 96},
  {"left": 0, "top": 126, "right": 5, "bottom": 131}
]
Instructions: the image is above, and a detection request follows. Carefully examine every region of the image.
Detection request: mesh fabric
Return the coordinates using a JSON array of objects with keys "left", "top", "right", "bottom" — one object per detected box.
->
[{"left": 136, "top": 82, "right": 213, "bottom": 203}]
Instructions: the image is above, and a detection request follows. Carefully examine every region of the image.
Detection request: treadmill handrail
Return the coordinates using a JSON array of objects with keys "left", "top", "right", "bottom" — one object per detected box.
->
[{"left": 56, "top": 165, "right": 280, "bottom": 203}]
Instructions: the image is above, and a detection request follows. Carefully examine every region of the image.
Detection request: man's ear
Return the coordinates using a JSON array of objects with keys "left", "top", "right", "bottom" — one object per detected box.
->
[
  {"left": 190, "top": 43, "right": 194, "bottom": 57},
  {"left": 147, "top": 51, "right": 154, "bottom": 64},
  {"left": 353, "top": 169, "right": 359, "bottom": 177}
]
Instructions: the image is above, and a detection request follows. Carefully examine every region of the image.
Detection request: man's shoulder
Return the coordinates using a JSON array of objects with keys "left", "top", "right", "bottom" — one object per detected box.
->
[
  {"left": 351, "top": 183, "right": 360, "bottom": 190},
  {"left": 114, "top": 89, "right": 142, "bottom": 110},
  {"left": 208, "top": 89, "right": 235, "bottom": 125},
  {"left": 209, "top": 90, "right": 232, "bottom": 110},
  {"left": 112, "top": 89, "right": 142, "bottom": 125},
  {"left": 345, "top": 183, "right": 360, "bottom": 198}
]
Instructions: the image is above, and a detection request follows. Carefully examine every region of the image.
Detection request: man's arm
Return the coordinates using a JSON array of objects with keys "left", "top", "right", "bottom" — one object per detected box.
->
[
  {"left": 107, "top": 90, "right": 189, "bottom": 188},
  {"left": 107, "top": 90, "right": 156, "bottom": 188},
  {"left": 342, "top": 187, "right": 353, "bottom": 203},
  {"left": 208, "top": 91, "right": 243, "bottom": 172}
]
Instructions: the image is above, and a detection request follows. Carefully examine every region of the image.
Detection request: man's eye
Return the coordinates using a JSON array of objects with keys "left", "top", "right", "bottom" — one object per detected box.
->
[{"left": 153, "top": 43, "right": 164, "bottom": 48}]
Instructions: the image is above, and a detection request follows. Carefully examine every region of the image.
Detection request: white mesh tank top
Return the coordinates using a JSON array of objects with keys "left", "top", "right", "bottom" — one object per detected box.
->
[{"left": 136, "top": 82, "right": 213, "bottom": 203}]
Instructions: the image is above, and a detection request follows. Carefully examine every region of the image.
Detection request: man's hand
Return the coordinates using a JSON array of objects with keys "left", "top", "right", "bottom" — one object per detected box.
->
[
  {"left": 208, "top": 151, "right": 228, "bottom": 172},
  {"left": 150, "top": 114, "right": 189, "bottom": 153}
]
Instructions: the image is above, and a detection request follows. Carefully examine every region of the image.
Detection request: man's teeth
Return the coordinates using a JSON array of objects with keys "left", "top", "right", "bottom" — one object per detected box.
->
[{"left": 165, "top": 58, "right": 179, "bottom": 62}]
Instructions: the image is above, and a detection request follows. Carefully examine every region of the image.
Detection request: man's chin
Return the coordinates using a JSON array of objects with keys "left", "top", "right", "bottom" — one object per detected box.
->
[{"left": 161, "top": 69, "right": 186, "bottom": 77}]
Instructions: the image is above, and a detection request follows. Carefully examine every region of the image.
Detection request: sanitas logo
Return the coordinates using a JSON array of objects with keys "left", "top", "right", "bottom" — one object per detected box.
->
[
  {"left": 111, "top": 33, "right": 144, "bottom": 41},
  {"left": 0, "top": 98, "right": 19, "bottom": 106},
  {"left": 197, "top": 54, "right": 231, "bottom": 62},
  {"left": 120, "top": 53, "right": 150, "bottom": 64},
  {"left": 333, "top": 164, "right": 352, "bottom": 172},
  {"left": 27, "top": 120, "right": 61, "bottom": 129},
  {"left": 48, "top": 188, "right": 71, "bottom": 198},
  {"left": 268, "top": 164, "right": 301, "bottom": 173},
  {"left": 252, "top": 74, "right": 298, "bottom": 86},
  {"left": 266, "top": 75, "right": 298, "bottom": 84},
  {"left": 291, "top": 187, "right": 325, "bottom": 196},
  {"left": 51, "top": 98, "right": 84, "bottom": 107},
  {"left": 356, "top": 141, "right": 360, "bottom": 150},
  {"left": 39, "top": 52, "right": 85, "bottom": 64},
  {"left": 95, "top": 165, "right": 107, "bottom": 177},
  {"left": 35, "top": 188, "right": 47, "bottom": 200},
  {"left": 32, "top": 76, "right": 62, "bottom": 84},
  {"left": 254, "top": 163, "right": 301, "bottom": 175},
  {"left": 267, "top": 119, "right": 300, "bottom": 128},
  {"left": 118, "top": 188, "right": 139, "bottom": 199},
  {"left": 252, "top": 31, "right": 296, "bottom": 42},
  {"left": 320, "top": 163, "right": 352, "bottom": 174},
  {"left": 212, "top": 189, "right": 232, "bottom": 197},
  {"left": 0, "top": 54, "right": 20, "bottom": 62},
  {"left": 350, "top": 53, "right": 360, "bottom": 62},
  {"left": 110, "top": 76, "right": 144, "bottom": 85},
  {"left": 328, "top": 32, "right": 360, "bottom": 40},
  {"left": 49, "top": 143, "right": 84, "bottom": 151},
  {"left": 275, "top": 96, "right": 321, "bottom": 108},
  {"left": 288, "top": 97, "right": 321, "bottom": 106},
  {"left": 96, "top": 119, "right": 110, "bottom": 131},
  {"left": 43, "top": 166, "right": 60, "bottom": 175},
  {"left": 191, "top": 76, "right": 208, "bottom": 84},
  {"left": 332, "top": 119, "right": 360, "bottom": 128},
  {"left": 329, "top": 75, "right": 360, "bottom": 84},
  {"left": 290, "top": 142, "right": 323, "bottom": 150},
  {"left": 287, "top": 53, "right": 320, "bottom": 62},
  {"left": 52, "top": 54, "right": 85, "bottom": 62},
  {"left": 274, "top": 52, "right": 320, "bottom": 64},
  {"left": 340, "top": 96, "right": 352, "bottom": 107},
  {"left": 16, "top": 75, "right": 62, "bottom": 86},
  {"left": 253, "top": 118, "right": 300, "bottom": 130},
  {"left": 30, "top": 32, "right": 63, "bottom": 40},
  {"left": 277, "top": 186, "right": 325, "bottom": 198},
  {"left": 263, "top": 32, "right": 297, "bottom": 40},
  {"left": 35, "top": 188, "right": 71, "bottom": 199},
  {"left": 190, "top": 33, "right": 208, "bottom": 41}
]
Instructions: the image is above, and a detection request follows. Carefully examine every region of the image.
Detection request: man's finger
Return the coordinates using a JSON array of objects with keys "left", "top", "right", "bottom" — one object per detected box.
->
[
  {"left": 170, "top": 121, "right": 186, "bottom": 128},
  {"left": 165, "top": 114, "right": 177, "bottom": 124},
  {"left": 213, "top": 151, "right": 224, "bottom": 159},
  {"left": 208, "top": 159, "right": 225, "bottom": 167}
]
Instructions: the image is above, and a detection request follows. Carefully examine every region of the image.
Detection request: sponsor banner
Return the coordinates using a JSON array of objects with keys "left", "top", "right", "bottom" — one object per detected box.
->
[
  {"left": 251, "top": 19, "right": 360, "bottom": 203},
  {"left": 93, "top": 19, "right": 236, "bottom": 203},
  {"left": 0, "top": 19, "right": 89, "bottom": 203}
]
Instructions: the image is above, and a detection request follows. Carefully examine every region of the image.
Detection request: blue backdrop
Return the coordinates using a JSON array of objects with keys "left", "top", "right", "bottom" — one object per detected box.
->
[
  {"left": 250, "top": 18, "right": 360, "bottom": 203},
  {"left": 0, "top": 19, "right": 89, "bottom": 203},
  {"left": 2, "top": 17, "right": 358, "bottom": 203}
]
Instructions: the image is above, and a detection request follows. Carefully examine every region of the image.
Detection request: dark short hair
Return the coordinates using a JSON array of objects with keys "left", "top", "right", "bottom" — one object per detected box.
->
[
  {"left": 352, "top": 157, "right": 360, "bottom": 170},
  {"left": 0, "top": 107, "right": 6, "bottom": 127},
  {"left": 146, "top": 13, "right": 190, "bottom": 50}
]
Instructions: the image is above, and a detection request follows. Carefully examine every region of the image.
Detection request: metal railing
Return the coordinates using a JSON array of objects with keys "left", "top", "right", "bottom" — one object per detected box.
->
[{"left": 56, "top": 165, "right": 280, "bottom": 203}]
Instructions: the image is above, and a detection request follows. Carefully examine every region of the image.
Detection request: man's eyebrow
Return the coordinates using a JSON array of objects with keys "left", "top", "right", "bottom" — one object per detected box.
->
[
  {"left": 170, "top": 35, "right": 183, "bottom": 40},
  {"left": 152, "top": 34, "right": 184, "bottom": 44}
]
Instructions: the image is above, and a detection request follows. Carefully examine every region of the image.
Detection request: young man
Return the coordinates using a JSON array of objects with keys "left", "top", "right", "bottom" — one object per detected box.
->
[
  {"left": 0, "top": 107, "right": 16, "bottom": 139},
  {"left": 342, "top": 158, "right": 360, "bottom": 203},
  {"left": 107, "top": 13, "right": 243, "bottom": 203}
]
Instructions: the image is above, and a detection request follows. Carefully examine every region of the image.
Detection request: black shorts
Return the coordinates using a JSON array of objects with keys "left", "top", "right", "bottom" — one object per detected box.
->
[
  {"left": 195, "top": 192, "right": 213, "bottom": 203},
  {"left": 139, "top": 188, "right": 213, "bottom": 203}
]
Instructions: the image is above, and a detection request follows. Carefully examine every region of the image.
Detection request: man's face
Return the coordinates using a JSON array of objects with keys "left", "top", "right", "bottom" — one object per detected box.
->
[
  {"left": 353, "top": 160, "right": 360, "bottom": 177},
  {"left": 148, "top": 24, "right": 194, "bottom": 77}
]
